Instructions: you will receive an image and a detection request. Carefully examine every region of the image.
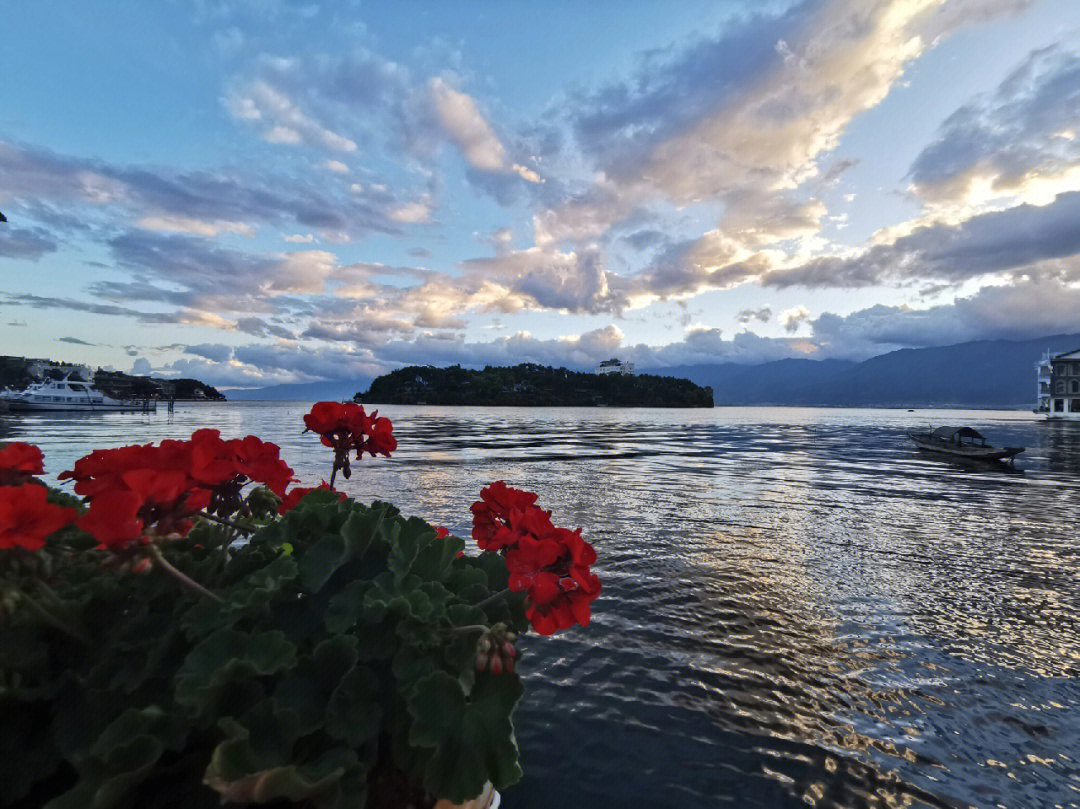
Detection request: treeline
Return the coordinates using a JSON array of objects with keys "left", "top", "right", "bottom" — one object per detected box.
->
[
  {"left": 0, "top": 356, "right": 225, "bottom": 401},
  {"left": 356, "top": 363, "right": 713, "bottom": 407}
]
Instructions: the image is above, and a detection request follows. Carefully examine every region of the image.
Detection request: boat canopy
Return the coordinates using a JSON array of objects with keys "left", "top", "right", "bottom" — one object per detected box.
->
[{"left": 931, "top": 426, "right": 985, "bottom": 443}]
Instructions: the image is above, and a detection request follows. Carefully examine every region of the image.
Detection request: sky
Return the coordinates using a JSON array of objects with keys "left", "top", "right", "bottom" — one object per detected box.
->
[{"left": 3, "top": 0, "right": 1080, "bottom": 389}]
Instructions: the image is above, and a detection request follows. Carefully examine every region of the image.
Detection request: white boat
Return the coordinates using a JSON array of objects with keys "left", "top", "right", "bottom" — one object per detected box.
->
[{"left": 0, "top": 376, "right": 156, "bottom": 412}]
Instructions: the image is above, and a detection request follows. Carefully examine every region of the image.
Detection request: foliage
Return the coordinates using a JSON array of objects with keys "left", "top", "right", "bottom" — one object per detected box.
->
[
  {"left": 356, "top": 363, "right": 714, "bottom": 407},
  {"left": 0, "top": 410, "right": 600, "bottom": 809}
]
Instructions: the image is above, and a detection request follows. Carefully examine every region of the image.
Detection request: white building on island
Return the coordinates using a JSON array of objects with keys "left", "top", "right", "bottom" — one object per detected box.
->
[{"left": 596, "top": 358, "right": 635, "bottom": 375}]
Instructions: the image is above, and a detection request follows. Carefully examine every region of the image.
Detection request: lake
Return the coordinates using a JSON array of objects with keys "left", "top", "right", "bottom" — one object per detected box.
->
[{"left": 5, "top": 402, "right": 1079, "bottom": 809}]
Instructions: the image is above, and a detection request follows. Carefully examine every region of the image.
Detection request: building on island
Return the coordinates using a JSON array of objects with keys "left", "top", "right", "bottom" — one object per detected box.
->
[
  {"left": 596, "top": 358, "right": 635, "bottom": 375},
  {"left": 1037, "top": 348, "right": 1080, "bottom": 418}
]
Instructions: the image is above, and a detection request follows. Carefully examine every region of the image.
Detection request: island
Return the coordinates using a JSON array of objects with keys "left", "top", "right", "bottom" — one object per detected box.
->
[{"left": 355, "top": 363, "right": 714, "bottom": 407}]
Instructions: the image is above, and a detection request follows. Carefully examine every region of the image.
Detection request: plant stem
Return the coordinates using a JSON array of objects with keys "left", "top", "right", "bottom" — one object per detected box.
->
[
  {"left": 329, "top": 466, "right": 338, "bottom": 488},
  {"left": 146, "top": 544, "right": 223, "bottom": 602},
  {"left": 22, "top": 591, "right": 89, "bottom": 644},
  {"left": 472, "top": 588, "right": 513, "bottom": 611},
  {"left": 198, "top": 512, "right": 252, "bottom": 535},
  {"left": 444, "top": 624, "right": 490, "bottom": 634}
]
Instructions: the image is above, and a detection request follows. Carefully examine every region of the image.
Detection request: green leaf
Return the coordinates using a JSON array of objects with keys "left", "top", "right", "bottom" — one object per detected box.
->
[
  {"left": 325, "top": 664, "right": 383, "bottom": 747},
  {"left": 404, "top": 670, "right": 524, "bottom": 803},
  {"left": 274, "top": 636, "right": 358, "bottom": 736},
  {"left": 298, "top": 533, "right": 349, "bottom": 592},
  {"left": 175, "top": 629, "right": 297, "bottom": 717},
  {"left": 204, "top": 708, "right": 355, "bottom": 807}
]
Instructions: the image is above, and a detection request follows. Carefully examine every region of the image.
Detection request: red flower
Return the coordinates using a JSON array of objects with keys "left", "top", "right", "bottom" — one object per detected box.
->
[
  {"left": 303, "top": 401, "right": 396, "bottom": 482},
  {"left": 230, "top": 435, "right": 294, "bottom": 496},
  {"left": 278, "top": 483, "right": 345, "bottom": 514},
  {"left": 303, "top": 401, "right": 346, "bottom": 435},
  {"left": 61, "top": 430, "right": 297, "bottom": 549},
  {"left": 470, "top": 481, "right": 601, "bottom": 636},
  {"left": 0, "top": 484, "right": 77, "bottom": 551},
  {"left": 0, "top": 442, "right": 45, "bottom": 485},
  {"left": 434, "top": 525, "right": 450, "bottom": 538}
]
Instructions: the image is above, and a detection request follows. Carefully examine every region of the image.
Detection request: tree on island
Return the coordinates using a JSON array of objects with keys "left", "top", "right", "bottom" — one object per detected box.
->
[{"left": 355, "top": 363, "right": 713, "bottom": 407}]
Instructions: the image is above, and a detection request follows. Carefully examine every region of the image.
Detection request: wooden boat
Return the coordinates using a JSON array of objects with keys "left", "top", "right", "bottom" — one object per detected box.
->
[{"left": 907, "top": 426, "right": 1024, "bottom": 463}]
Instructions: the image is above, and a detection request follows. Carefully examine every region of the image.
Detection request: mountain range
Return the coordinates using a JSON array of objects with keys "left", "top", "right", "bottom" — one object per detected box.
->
[
  {"left": 224, "top": 334, "right": 1079, "bottom": 408},
  {"left": 656, "top": 333, "right": 1079, "bottom": 408}
]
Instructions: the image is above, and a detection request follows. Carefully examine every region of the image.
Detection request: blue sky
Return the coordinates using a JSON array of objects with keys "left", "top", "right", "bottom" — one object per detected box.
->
[{"left": 3, "top": 0, "right": 1080, "bottom": 388}]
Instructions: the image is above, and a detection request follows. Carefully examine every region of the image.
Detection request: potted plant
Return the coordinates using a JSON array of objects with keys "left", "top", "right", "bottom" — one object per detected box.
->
[{"left": 0, "top": 402, "right": 601, "bottom": 808}]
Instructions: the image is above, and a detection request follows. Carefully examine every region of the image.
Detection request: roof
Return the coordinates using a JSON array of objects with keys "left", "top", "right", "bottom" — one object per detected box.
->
[
  {"left": 1051, "top": 348, "right": 1080, "bottom": 361},
  {"left": 931, "top": 426, "right": 984, "bottom": 441}
]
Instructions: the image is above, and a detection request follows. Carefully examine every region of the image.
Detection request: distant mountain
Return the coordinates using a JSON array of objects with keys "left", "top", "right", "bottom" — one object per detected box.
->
[
  {"left": 656, "top": 334, "right": 1080, "bottom": 408},
  {"left": 225, "top": 379, "right": 370, "bottom": 402}
]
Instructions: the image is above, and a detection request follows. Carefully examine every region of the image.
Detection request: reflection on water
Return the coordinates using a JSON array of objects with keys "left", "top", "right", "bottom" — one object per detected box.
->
[{"left": 6, "top": 403, "right": 1080, "bottom": 809}]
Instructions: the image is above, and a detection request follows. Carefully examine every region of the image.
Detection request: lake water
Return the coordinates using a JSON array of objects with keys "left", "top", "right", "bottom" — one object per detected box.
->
[{"left": 5, "top": 403, "right": 1079, "bottom": 809}]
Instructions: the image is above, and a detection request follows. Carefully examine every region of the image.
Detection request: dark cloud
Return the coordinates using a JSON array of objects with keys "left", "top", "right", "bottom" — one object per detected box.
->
[
  {"left": 766, "top": 190, "right": 1080, "bottom": 288},
  {"left": 811, "top": 278, "right": 1080, "bottom": 352},
  {"left": 821, "top": 158, "right": 858, "bottom": 185},
  {"left": 58, "top": 336, "right": 94, "bottom": 346},
  {"left": 0, "top": 140, "right": 405, "bottom": 239},
  {"left": 569, "top": 5, "right": 809, "bottom": 182},
  {"left": 0, "top": 227, "right": 57, "bottom": 259},
  {"left": 236, "top": 316, "right": 296, "bottom": 339},
  {"left": 909, "top": 45, "right": 1080, "bottom": 201},
  {"left": 736, "top": 306, "right": 772, "bottom": 324},
  {"left": 185, "top": 343, "right": 234, "bottom": 363}
]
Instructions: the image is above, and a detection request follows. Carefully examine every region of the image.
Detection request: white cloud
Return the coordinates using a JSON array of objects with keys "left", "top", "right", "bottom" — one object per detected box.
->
[{"left": 322, "top": 159, "right": 350, "bottom": 174}]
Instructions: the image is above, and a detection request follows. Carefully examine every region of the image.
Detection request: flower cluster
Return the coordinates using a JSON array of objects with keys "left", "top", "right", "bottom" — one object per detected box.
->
[
  {"left": 0, "top": 442, "right": 45, "bottom": 486},
  {"left": 59, "top": 429, "right": 293, "bottom": 549},
  {"left": 0, "top": 483, "right": 77, "bottom": 551},
  {"left": 0, "top": 442, "right": 76, "bottom": 550},
  {"left": 471, "top": 481, "right": 601, "bottom": 636},
  {"left": 303, "top": 402, "right": 397, "bottom": 483}
]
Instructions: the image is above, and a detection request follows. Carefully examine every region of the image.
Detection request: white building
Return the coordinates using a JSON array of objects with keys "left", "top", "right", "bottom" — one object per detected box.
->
[
  {"left": 1038, "top": 348, "right": 1080, "bottom": 419},
  {"left": 596, "top": 358, "right": 634, "bottom": 375}
]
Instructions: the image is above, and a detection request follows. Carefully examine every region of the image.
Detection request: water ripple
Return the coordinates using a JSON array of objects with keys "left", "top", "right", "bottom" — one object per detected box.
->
[{"left": 7, "top": 403, "right": 1080, "bottom": 808}]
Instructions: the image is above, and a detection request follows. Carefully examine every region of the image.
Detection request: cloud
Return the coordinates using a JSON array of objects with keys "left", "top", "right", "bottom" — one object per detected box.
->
[
  {"left": 0, "top": 226, "right": 57, "bottom": 259},
  {"left": 58, "top": 336, "right": 94, "bottom": 346},
  {"left": 132, "top": 358, "right": 152, "bottom": 375},
  {"left": 736, "top": 306, "right": 772, "bottom": 324},
  {"left": 541, "top": 0, "right": 1028, "bottom": 248},
  {"left": 322, "top": 159, "right": 350, "bottom": 174},
  {"left": 429, "top": 77, "right": 543, "bottom": 184},
  {"left": 909, "top": 44, "right": 1080, "bottom": 210},
  {"left": 810, "top": 277, "right": 1080, "bottom": 353},
  {"left": 224, "top": 79, "right": 358, "bottom": 152},
  {"left": 765, "top": 190, "right": 1080, "bottom": 288},
  {"left": 0, "top": 141, "right": 408, "bottom": 240},
  {"left": 779, "top": 305, "right": 811, "bottom": 333}
]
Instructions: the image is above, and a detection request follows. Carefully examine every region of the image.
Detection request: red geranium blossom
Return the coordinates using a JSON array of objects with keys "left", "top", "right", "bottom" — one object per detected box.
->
[
  {"left": 0, "top": 442, "right": 45, "bottom": 486},
  {"left": 60, "top": 430, "right": 295, "bottom": 549},
  {"left": 0, "top": 483, "right": 77, "bottom": 551},
  {"left": 470, "top": 481, "right": 601, "bottom": 636},
  {"left": 278, "top": 483, "right": 345, "bottom": 514},
  {"left": 303, "top": 401, "right": 396, "bottom": 482}
]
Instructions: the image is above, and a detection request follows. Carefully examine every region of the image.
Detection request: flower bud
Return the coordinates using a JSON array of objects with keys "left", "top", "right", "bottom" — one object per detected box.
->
[
  {"left": 501, "top": 640, "right": 517, "bottom": 659},
  {"left": 489, "top": 655, "right": 503, "bottom": 676}
]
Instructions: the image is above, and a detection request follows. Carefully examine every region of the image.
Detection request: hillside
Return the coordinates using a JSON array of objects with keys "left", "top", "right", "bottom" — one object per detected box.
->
[
  {"left": 356, "top": 364, "right": 713, "bottom": 407},
  {"left": 657, "top": 334, "right": 1080, "bottom": 408},
  {"left": 0, "top": 355, "right": 225, "bottom": 401}
]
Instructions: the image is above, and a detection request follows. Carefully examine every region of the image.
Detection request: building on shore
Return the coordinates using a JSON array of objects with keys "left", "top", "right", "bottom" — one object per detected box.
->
[
  {"left": 596, "top": 358, "right": 635, "bottom": 375},
  {"left": 1037, "top": 348, "right": 1080, "bottom": 418}
]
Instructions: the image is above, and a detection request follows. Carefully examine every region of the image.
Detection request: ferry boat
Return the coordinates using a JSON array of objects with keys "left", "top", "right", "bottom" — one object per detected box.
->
[
  {"left": 1036, "top": 348, "right": 1080, "bottom": 419},
  {"left": 0, "top": 376, "right": 156, "bottom": 412}
]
